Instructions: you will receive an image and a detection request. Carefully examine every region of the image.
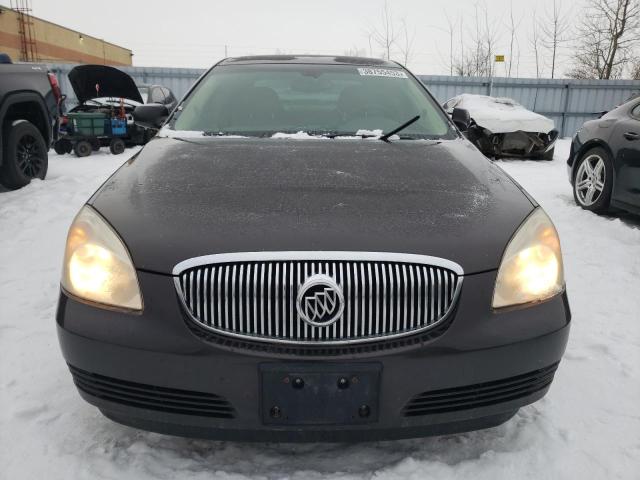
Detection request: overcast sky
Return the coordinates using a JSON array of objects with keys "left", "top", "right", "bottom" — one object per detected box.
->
[{"left": 32, "top": 0, "right": 582, "bottom": 77}]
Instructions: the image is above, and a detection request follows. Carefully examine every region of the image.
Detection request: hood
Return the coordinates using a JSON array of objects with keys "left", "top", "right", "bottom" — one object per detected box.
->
[
  {"left": 451, "top": 94, "right": 555, "bottom": 134},
  {"left": 68, "top": 64, "right": 143, "bottom": 104},
  {"left": 89, "top": 137, "right": 535, "bottom": 275}
]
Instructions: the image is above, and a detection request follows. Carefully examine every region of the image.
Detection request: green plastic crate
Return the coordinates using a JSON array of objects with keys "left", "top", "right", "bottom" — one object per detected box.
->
[{"left": 68, "top": 112, "right": 108, "bottom": 136}]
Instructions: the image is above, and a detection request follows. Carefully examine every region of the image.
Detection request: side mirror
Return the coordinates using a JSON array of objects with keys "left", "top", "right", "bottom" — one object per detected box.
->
[
  {"left": 452, "top": 107, "right": 471, "bottom": 131},
  {"left": 133, "top": 103, "right": 169, "bottom": 129}
]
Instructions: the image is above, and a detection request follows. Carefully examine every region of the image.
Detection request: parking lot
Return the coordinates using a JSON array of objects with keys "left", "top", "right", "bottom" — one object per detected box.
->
[{"left": 1, "top": 138, "right": 638, "bottom": 479}]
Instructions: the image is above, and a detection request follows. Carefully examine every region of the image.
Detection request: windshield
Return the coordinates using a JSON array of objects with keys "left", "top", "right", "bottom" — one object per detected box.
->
[
  {"left": 137, "top": 87, "right": 149, "bottom": 103},
  {"left": 171, "top": 64, "right": 455, "bottom": 139}
]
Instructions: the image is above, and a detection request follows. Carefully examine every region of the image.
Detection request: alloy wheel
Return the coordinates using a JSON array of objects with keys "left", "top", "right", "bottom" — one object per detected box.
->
[
  {"left": 575, "top": 154, "right": 606, "bottom": 206},
  {"left": 16, "top": 134, "right": 45, "bottom": 178}
]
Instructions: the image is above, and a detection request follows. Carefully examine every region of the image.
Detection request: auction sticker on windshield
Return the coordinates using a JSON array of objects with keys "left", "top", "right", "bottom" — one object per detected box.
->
[{"left": 357, "top": 68, "right": 408, "bottom": 78}]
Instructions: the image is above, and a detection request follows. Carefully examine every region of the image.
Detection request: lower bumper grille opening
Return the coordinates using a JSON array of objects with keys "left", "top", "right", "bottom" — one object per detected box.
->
[
  {"left": 69, "top": 365, "right": 236, "bottom": 418},
  {"left": 402, "top": 363, "right": 559, "bottom": 417}
]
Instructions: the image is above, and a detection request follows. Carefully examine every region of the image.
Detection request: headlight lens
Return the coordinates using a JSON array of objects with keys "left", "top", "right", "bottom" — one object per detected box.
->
[
  {"left": 61, "top": 205, "right": 142, "bottom": 311},
  {"left": 492, "top": 208, "right": 564, "bottom": 309}
]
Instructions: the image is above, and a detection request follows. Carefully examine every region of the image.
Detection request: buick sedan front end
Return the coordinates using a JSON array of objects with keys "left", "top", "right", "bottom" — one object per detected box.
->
[{"left": 56, "top": 55, "right": 570, "bottom": 442}]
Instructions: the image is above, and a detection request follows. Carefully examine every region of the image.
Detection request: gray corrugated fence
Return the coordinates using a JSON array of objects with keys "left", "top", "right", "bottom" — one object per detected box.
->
[{"left": 47, "top": 63, "right": 640, "bottom": 137}]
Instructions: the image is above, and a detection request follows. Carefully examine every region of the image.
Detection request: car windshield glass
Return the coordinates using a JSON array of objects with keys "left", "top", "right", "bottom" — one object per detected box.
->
[
  {"left": 171, "top": 64, "right": 455, "bottom": 139},
  {"left": 137, "top": 87, "right": 149, "bottom": 103}
]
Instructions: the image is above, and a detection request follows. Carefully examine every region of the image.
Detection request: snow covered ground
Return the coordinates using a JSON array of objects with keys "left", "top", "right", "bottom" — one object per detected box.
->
[{"left": 1, "top": 139, "right": 638, "bottom": 479}]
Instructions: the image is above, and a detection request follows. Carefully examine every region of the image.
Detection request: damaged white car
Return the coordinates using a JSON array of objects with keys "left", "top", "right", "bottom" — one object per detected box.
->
[{"left": 443, "top": 94, "right": 558, "bottom": 160}]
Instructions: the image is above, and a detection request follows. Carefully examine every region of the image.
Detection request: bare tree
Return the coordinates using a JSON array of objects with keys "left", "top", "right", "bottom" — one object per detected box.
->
[
  {"left": 540, "top": 0, "right": 571, "bottom": 78},
  {"left": 444, "top": 13, "right": 457, "bottom": 76},
  {"left": 632, "top": 58, "right": 640, "bottom": 78},
  {"left": 530, "top": 10, "right": 543, "bottom": 78},
  {"left": 459, "top": 16, "right": 465, "bottom": 75},
  {"left": 454, "top": 2, "right": 499, "bottom": 77},
  {"left": 368, "top": 1, "right": 398, "bottom": 60},
  {"left": 569, "top": 0, "right": 640, "bottom": 79},
  {"left": 398, "top": 18, "right": 416, "bottom": 66},
  {"left": 453, "top": 15, "right": 473, "bottom": 76},
  {"left": 506, "top": 1, "right": 523, "bottom": 77}
]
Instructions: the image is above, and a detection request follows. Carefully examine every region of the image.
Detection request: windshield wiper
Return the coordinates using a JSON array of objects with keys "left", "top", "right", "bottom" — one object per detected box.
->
[
  {"left": 322, "top": 132, "right": 379, "bottom": 139},
  {"left": 379, "top": 115, "right": 420, "bottom": 142}
]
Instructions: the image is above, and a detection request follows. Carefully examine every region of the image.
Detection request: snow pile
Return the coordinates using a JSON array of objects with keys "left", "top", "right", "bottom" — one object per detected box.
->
[
  {"left": 1, "top": 140, "right": 639, "bottom": 479},
  {"left": 446, "top": 94, "right": 555, "bottom": 134}
]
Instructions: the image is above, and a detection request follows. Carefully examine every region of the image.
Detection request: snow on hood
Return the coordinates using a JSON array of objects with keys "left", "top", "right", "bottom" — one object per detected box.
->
[
  {"left": 156, "top": 127, "right": 247, "bottom": 139},
  {"left": 446, "top": 94, "right": 555, "bottom": 134},
  {"left": 271, "top": 130, "right": 396, "bottom": 140},
  {"left": 271, "top": 131, "right": 326, "bottom": 139}
]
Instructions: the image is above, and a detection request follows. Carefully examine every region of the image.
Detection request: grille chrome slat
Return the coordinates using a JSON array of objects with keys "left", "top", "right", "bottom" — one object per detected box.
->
[
  {"left": 408, "top": 265, "right": 415, "bottom": 330},
  {"left": 346, "top": 263, "right": 352, "bottom": 339},
  {"left": 176, "top": 253, "right": 462, "bottom": 345},
  {"left": 189, "top": 271, "right": 195, "bottom": 314},
  {"left": 416, "top": 266, "right": 422, "bottom": 327},
  {"left": 202, "top": 268, "right": 209, "bottom": 325},
  {"left": 394, "top": 265, "right": 401, "bottom": 333},
  {"left": 402, "top": 264, "right": 408, "bottom": 331},
  {"left": 388, "top": 263, "right": 395, "bottom": 334},
  {"left": 429, "top": 267, "right": 435, "bottom": 323},
  {"left": 303, "top": 263, "right": 309, "bottom": 340},
  {"left": 237, "top": 265, "right": 243, "bottom": 332},
  {"left": 231, "top": 265, "right": 237, "bottom": 332},
  {"left": 223, "top": 266, "right": 229, "bottom": 330},
  {"left": 374, "top": 263, "right": 380, "bottom": 335},
  {"left": 244, "top": 264, "right": 251, "bottom": 334}
]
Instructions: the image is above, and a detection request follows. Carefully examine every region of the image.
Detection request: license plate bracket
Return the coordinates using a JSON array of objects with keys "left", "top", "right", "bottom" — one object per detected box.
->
[{"left": 260, "top": 363, "right": 381, "bottom": 426}]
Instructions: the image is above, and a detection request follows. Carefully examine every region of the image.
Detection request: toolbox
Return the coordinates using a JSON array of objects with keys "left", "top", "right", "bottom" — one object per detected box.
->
[
  {"left": 110, "top": 118, "right": 127, "bottom": 136},
  {"left": 68, "top": 112, "right": 107, "bottom": 136}
]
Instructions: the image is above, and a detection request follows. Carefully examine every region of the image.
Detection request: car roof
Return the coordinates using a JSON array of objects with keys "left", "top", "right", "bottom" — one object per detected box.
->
[{"left": 218, "top": 55, "right": 401, "bottom": 68}]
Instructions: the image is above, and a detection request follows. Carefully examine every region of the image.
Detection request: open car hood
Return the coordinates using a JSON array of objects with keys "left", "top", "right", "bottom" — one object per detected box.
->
[{"left": 68, "top": 64, "right": 143, "bottom": 104}]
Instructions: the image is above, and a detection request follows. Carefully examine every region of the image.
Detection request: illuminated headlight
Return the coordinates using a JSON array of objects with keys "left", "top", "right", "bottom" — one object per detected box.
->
[
  {"left": 61, "top": 205, "right": 142, "bottom": 311},
  {"left": 492, "top": 208, "right": 564, "bottom": 309}
]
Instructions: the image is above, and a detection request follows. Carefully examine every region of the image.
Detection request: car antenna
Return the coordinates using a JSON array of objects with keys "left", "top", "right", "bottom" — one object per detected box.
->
[{"left": 379, "top": 115, "right": 420, "bottom": 142}]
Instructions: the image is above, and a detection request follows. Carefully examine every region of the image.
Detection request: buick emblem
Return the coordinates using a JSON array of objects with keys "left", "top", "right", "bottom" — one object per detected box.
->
[{"left": 297, "top": 274, "right": 344, "bottom": 327}]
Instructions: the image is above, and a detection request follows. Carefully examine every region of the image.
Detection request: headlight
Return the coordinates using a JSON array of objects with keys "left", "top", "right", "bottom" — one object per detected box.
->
[
  {"left": 61, "top": 205, "right": 142, "bottom": 311},
  {"left": 492, "top": 208, "right": 564, "bottom": 309}
]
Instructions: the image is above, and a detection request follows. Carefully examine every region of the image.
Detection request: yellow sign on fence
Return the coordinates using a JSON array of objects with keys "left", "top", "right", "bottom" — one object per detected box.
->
[{"left": 495, "top": 55, "right": 505, "bottom": 63}]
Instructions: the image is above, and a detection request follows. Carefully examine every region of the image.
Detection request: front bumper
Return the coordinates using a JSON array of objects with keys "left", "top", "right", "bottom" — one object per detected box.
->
[
  {"left": 57, "top": 269, "right": 571, "bottom": 442},
  {"left": 467, "top": 127, "right": 559, "bottom": 159}
]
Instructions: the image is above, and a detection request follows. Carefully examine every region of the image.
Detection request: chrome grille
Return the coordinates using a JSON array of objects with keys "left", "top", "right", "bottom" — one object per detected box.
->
[{"left": 174, "top": 252, "right": 463, "bottom": 345}]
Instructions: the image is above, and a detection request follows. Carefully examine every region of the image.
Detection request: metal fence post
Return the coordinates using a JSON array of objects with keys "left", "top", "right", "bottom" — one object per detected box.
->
[{"left": 560, "top": 83, "right": 571, "bottom": 138}]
